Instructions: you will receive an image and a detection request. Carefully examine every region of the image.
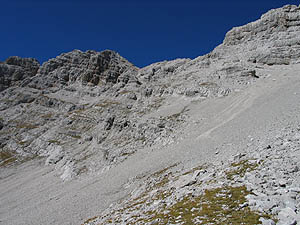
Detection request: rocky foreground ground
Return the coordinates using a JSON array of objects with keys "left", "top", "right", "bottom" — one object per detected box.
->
[
  {"left": 85, "top": 124, "right": 300, "bottom": 225},
  {"left": 1, "top": 4, "right": 300, "bottom": 225}
]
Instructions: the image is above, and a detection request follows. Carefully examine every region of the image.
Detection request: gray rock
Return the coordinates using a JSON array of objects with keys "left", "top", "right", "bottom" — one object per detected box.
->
[
  {"left": 143, "top": 88, "right": 153, "bottom": 97},
  {"left": 277, "top": 207, "right": 297, "bottom": 225},
  {"left": 30, "top": 49, "right": 138, "bottom": 89},
  {"left": 0, "top": 56, "right": 39, "bottom": 91},
  {"left": 223, "top": 5, "right": 300, "bottom": 65},
  {"left": 278, "top": 179, "right": 287, "bottom": 187},
  {"left": 259, "top": 218, "right": 275, "bottom": 225},
  {"left": 83, "top": 135, "right": 93, "bottom": 142},
  {"left": 45, "top": 145, "right": 64, "bottom": 165},
  {"left": 240, "top": 70, "right": 258, "bottom": 78},
  {"left": 170, "top": 173, "right": 197, "bottom": 189}
]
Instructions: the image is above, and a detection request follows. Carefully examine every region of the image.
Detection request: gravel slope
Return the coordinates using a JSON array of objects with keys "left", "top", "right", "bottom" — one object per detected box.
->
[{"left": 1, "top": 64, "right": 299, "bottom": 225}]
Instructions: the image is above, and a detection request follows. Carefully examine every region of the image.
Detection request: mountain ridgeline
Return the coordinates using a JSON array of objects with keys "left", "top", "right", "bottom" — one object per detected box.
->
[{"left": 1, "top": 5, "right": 300, "bottom": 225}]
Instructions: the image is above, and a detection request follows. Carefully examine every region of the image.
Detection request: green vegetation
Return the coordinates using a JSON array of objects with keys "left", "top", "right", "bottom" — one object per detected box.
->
[
  {"left": 150, "top": 163, "right": 178, "bottom": 189},
  {"left": 0, "top": 150, "right": 17, "bottom": 167},
  {"left": 142, "top": 185, "right": 267, "bottom": 224},
  {"left": 226, "top": 159, "right": 259, "bottom": 180},
  {"left": 81, "top": 216, "right": 98, "bottom": 225},
  {"left": 98, "top": 184, "right": 271, "bottom": 225},
  {"left": 0, "top": 149, "right": 42, "bottom": 168},
  {"left": 199, "top": 82, "right": 218, "bottom": 86},
  {"left": 18, "top": 140, "right": 29, "bottom": 146},
  {"left": 182, "top": 164, "right": 208, "bottom": 176},
  {"left": 83, "top": 160, "right": 274, "bottom": 225}
]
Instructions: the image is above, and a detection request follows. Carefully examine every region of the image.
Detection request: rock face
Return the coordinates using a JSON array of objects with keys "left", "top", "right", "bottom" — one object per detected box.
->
[
  {"left": 0, "top": 56, "right": 39, "bottom": 91},
  {"left": 222, "top": 5, "right": 300, "bottom": 65},
  {"left": 1, "top": 4, "right": 300, "bottom": 179},
  {"left": 28, "top": 49, "right": 138, "bottom": 89},
  {"left": 1, "top": 3, "right": 300, "bottom": 225}
]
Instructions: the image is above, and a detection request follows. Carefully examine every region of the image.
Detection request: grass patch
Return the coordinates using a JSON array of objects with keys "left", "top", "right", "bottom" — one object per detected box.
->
[
  {"left": 16, "top": 122, "right": 38, "bottom": 129},
  {"left": 152, "top": 163, "right": 178, "bottom": 178},
  {"left": 145, "top": 163, "right": 178, "bottom": 191},
  {"left": 18, "top": 140, "right": 29, "bottom": 146},
  {"left": 0, "top": 150, "right": 41, "bottom": 168},
  {"left": 199, "top": 82, "right": 217, "bottom": 86},
  {"left": 83, "top": 161, "right": 275, "bottom": 225},
  {"left": 139, "top": 185, "right": 270, "bottom": 224},
  {"left": 226, "top": 159, "right": 259, "bottom": 180},
  {"left": 0, "top": 151, "right": 17, "bottom": 167},
  {"left": 94, "top": 100, "right": 120, "bottom": 108},
  {"left": 182, "top": 164, "right": 208, "bottom": 176},
  {"left": 81, "top": 216, "right": 98, "bottom": 225}
]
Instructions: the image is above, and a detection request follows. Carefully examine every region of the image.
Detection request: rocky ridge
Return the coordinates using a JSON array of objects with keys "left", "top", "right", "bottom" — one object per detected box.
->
[
  {"left": 0, "top": 56, "right": 39, "bottom": 91},
  {"left": 0, "top": 4, "right": 300, "bottom": 224},
  {"left": 1, "top": 4, "right": 300, "bottom": 179}
]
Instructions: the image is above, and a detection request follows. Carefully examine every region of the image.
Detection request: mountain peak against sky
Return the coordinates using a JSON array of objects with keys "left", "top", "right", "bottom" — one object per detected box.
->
[
  {"left": 1, "top": 0, "right": 299, "bottom": 67},
  {"left": 1, "top": 3, "right": 300, "bottom": 225}
]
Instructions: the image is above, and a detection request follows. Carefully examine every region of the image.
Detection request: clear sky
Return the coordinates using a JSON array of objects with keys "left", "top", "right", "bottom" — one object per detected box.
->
[{"left": 1, "top": 0, "right": 299, "bottom": 67}]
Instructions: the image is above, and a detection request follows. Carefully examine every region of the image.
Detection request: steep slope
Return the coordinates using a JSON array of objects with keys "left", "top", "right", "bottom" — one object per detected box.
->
[{"left": 0, "top": 4, "right": 300, "bottom": 225}]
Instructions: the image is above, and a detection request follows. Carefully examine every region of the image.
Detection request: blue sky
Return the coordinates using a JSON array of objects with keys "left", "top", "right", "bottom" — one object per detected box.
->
[{"left": 1, "top": 0, "right": 299, "bottom": 67}]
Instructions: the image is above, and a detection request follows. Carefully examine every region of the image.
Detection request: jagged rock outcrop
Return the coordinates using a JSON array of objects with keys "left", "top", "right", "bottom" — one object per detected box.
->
[
  {"left": 221, "top": 5, "right": 300, "bottom": 65},
  {"left": 0, "top": 56, "right": 39, "bottom": 91},
  {"left": 27, "top": 49, "right": 138, "bottom": 89}
]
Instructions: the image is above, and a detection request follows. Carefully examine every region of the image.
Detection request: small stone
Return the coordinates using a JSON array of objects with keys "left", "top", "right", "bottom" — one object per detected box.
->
[
  {"left": 84, "top": 135, "right": 93, "bottom": 142},
  {"left": 278, "top": 179, "right": 287, "bottom": 187},
  {"left": 259, "top": 218, "right": 275, "bottom": 225},
  {"left": 45, "top": 145, "right": 64, "bottom": 165},
  {"left": 239, "top": 202, "right": 248, "bottom": 208}
]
